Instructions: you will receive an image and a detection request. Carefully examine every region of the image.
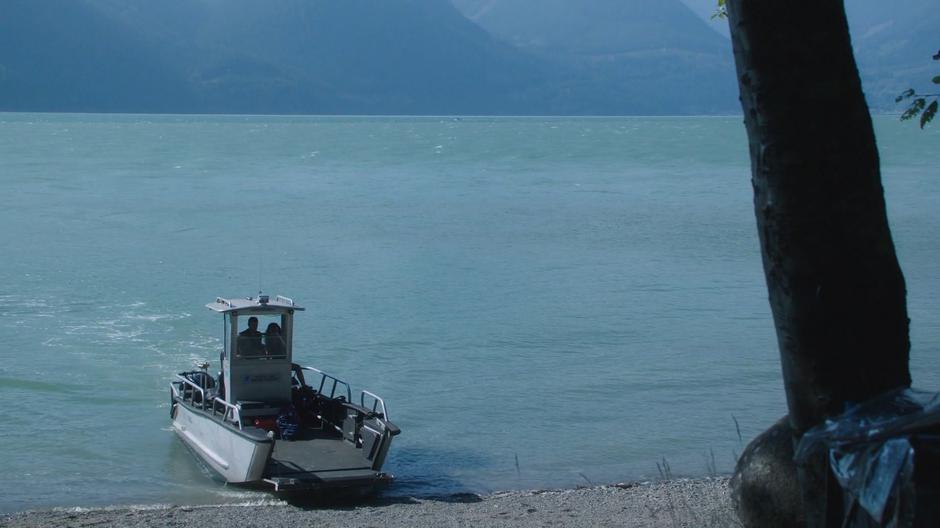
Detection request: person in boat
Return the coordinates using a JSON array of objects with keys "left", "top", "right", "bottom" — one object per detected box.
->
[
  {"left": 265, "top": 322, "right": 286, "bottom": 357},
  {"left": 238, "top": 316, "right": 264, "bottom": 357}
]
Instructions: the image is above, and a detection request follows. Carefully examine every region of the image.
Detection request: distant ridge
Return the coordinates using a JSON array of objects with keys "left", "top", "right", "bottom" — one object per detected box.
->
[
  {"left": 83, "top": 0, "right": 553, "bottom": 115},
  {"left": 0, "top": 0, "right": 194, "bottom": 112},
  {"left": 450, "top": 0, "right": 738, "bottom": 115},
  {"left": 1, "top": 0, "right": 740, "bottom": 114},
  {"left": 451, "top": 0, "right": 729, "bottom": 56},
  {"left": 844, "top": 0, "right": 940, "bottom": 108}
]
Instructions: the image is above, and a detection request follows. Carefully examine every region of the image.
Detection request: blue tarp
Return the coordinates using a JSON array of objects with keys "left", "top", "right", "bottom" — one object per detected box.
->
[{"left": 795, "top": 389, "right": 940, "bottom": 527}]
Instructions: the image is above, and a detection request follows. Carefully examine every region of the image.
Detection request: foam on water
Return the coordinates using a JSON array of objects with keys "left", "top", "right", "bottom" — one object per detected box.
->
[{"left": 0, "top": 114, "right": 938, "bottom": 513}]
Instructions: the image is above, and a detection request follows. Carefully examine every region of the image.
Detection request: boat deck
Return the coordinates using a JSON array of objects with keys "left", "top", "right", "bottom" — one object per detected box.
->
[{"left": 265, "top": 428, "right": 379, "bottom": 488}]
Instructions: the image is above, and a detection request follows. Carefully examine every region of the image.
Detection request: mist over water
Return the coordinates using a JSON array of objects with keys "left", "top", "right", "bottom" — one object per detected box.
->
[{"left": 0, "top": 114, "right": 937, "bottom": 513}]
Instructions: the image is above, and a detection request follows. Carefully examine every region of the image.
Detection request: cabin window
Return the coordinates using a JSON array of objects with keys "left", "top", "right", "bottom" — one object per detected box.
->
[{"left": 234, "top": 314, "right": 288, "bottom": 359}]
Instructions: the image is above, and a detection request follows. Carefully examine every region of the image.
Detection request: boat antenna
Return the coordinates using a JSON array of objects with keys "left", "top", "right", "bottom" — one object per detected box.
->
[{"left": 258, "top": 252, "right": 264, "bottom": 297}]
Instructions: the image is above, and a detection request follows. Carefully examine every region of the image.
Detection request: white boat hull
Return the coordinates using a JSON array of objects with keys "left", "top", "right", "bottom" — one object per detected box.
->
[{"left": 171, "top": 402, "right": 273, "bottom": 483}]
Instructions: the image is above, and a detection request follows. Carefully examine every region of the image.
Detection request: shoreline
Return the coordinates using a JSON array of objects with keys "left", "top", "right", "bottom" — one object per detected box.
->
[{"left": 1, "top": 477, "right": 736, "bottom": 527}]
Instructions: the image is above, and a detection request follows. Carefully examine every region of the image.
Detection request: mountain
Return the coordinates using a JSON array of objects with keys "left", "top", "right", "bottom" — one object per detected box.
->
[
  {"left": 82, "top": 0, "right": 555, "bottom": 114},
  {"left": 1, "top": 0, "right": 741, "bottom": 114},
  {"left": 0, "top": 0, "right": 194, "bottom": 112},
  {"left": 0, "top": 0, "right": 551, "bottom": 114},
  {"left": 844, "top": 0, "right": 940, "bottom": 108},
  {"left": 655, "top": 0, "right": 940, "bottom": 110},
  {"left": 451, "top": 0, "right": 729, "bottom": 56},
  {"left": 83, "top": 0, "right": 553, "bottom": 114},
  {"left": 450, "top": 0, "right": 738, "bottom": 114}
]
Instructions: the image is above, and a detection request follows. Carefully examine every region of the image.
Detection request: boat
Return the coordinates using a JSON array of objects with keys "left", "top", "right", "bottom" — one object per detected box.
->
[{"left": 169, "top": 294, "right": 400, "bottom": 494}]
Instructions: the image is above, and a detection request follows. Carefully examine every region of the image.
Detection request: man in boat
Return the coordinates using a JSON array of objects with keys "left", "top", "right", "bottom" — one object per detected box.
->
[{"left": 238, "top": 316, "right": 264, "bottom": 357}]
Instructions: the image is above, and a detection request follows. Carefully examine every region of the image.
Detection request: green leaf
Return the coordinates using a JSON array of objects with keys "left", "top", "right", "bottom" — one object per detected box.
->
[
  {"left": 711, "top": 0, "right": 727, "bottom": 19},
  {"left": 896, "top": 88, "right": 916, "bottom": 103},
  {"left": 932, "top": 76, "right": 940, "bottom": 84},
  {"left": 901, "top": 98, "right": 926, "bottom": 121},
  {"left": 920, "top": 100, "right": 938, "bottom": 128}
]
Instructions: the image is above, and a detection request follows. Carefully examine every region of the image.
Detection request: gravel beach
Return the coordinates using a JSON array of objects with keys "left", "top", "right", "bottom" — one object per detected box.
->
[{"left": 1, "top": 477, "right": 736, "bottom": 528}]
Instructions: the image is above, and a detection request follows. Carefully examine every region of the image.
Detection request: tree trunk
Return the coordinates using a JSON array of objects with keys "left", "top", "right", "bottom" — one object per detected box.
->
[
  {"left": 725, "top": 0, "right": 911, "bottom": 435},
  {"left": 726, "top": 2, "right": 914, "bottom": 524}
]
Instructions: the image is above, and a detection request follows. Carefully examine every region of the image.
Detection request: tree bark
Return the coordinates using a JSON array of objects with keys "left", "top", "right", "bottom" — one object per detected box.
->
[{"left": 725, "top": 0, "right": 911, "bottom": 435}]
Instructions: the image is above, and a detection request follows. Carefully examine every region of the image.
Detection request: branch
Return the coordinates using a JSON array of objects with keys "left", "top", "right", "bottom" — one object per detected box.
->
[{"left": 896, "top": 51, "right": 940, "bottom": 128}]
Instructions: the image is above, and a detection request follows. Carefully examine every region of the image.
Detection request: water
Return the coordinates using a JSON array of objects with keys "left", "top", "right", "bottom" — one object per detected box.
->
[{"left": 0, "top": 114, "right": 937, "bottom": 513}]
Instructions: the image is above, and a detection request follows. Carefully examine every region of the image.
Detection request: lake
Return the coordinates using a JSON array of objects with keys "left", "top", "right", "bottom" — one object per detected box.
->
[{"left": 0, "top": 113, "right": 937, "bottom": 512}]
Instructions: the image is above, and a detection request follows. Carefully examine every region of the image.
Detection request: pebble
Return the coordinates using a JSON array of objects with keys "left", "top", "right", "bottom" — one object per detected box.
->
[{"left": 1, "top": 478, "right": 736, "bottom": 528}]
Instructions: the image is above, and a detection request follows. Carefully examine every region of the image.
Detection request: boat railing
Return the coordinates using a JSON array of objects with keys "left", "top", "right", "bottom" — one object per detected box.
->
[
  {"left": 275, "top": 295, "right": 296, "bottom": 306},
  {"left": 173, "top": 374, "right": 242, "bottom": 429},
  {"left": 174, "top": 374, "right": 208, "bottom": 409},
  {"left": 300, "top": 366, "right": 352, "bottom": 402},
  {"left": 214, "top": 398, "right": 243, "bottom": 429},
  {"left": 361, "top": 390, "right": 388, "bottom": 420}
]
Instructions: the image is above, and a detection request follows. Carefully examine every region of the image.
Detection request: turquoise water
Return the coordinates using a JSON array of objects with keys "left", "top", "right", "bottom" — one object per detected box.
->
[{"left": 0, "top": 114, "right": 937, "bottom": 513}]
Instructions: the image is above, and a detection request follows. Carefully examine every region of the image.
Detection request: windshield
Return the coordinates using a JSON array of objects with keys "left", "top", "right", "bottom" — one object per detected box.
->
[{"left": 235, "top": 314, "right": 287, "bottom": 359}]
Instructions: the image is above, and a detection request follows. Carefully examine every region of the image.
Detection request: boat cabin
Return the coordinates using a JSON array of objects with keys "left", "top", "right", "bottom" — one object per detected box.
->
[{"left": 207, "top": 294, "right": 305, "bottom": 414}]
